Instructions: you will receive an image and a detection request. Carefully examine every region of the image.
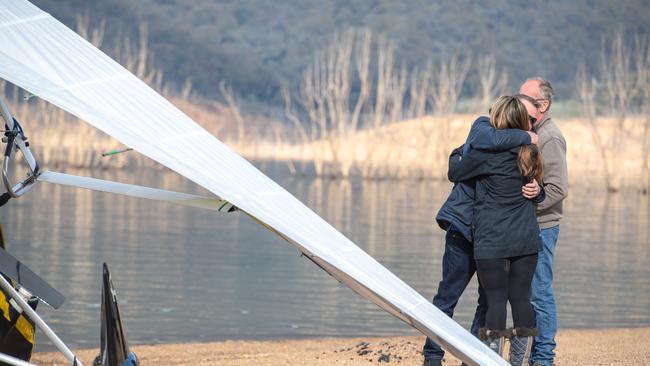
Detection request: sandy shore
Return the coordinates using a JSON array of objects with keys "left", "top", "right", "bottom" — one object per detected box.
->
[{"left": 32, "top": 327, "right": 650, "bottom": 365}]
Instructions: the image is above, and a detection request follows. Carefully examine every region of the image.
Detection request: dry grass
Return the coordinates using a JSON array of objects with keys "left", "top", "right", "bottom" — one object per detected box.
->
[
  {"left": 7, "top": 92, "right": 649, "bottom": 191},
  {"left": 233, "top": 114, "right": 650, "bottom": 190},
  {"left": 6, "top": 95, "right": 279, "bottom": 170}
]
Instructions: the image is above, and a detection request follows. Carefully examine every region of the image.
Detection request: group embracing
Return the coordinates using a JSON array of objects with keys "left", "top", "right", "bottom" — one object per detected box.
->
[{"left": 422, "top": 77, "right": 568, "bottom": 366}]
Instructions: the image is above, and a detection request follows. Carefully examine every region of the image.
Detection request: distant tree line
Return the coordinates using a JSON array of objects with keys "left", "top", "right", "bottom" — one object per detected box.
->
[{"left": 32, "top": 0, "right": 650, "bottom": 106}]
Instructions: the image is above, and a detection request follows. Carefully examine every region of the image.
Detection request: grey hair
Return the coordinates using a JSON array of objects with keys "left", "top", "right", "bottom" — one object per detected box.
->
[{"left": 525, "top": 77, "right": 554, "bottom": 102}]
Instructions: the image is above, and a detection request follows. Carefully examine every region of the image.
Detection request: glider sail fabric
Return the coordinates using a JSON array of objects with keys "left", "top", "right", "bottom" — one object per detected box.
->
[{"left": 0, "top": 2, "right": 507, "bottom": 365}]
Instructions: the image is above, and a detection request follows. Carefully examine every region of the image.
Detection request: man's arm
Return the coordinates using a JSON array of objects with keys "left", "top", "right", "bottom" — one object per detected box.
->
[
  {"left": 468, "top": 117, "right": 534, "bottom": 151},
  {"left": 537, "top": 137, "right": 568, "bottom": 211}
]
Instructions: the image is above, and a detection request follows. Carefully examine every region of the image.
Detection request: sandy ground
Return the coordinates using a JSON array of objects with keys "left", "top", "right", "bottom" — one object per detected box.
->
[{"left": 31, "top": 327, "right": 650, "bottom": 365}]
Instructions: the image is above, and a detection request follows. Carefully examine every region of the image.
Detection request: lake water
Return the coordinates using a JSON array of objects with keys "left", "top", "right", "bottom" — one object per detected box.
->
[{"left": 1, "top": 163, "right": 649, "bottom": 352}]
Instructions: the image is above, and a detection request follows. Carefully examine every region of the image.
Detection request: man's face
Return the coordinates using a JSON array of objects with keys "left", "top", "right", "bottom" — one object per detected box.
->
[
  {"left": 519, "top": 80, "right": 548, "bottom": 119},
  {"left": 520, "top": 99, "right": 537, "bottom": 131}
]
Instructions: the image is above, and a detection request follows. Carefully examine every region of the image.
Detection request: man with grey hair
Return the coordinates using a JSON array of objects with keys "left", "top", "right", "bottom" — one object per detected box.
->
[{"left": 519, "top": 77, "right": 568, "bottom": 366}]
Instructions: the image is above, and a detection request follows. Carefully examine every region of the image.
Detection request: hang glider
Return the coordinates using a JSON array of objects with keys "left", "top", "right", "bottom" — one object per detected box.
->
[{"left": 0, "top": 1, "right": 508, "bottom": 365}]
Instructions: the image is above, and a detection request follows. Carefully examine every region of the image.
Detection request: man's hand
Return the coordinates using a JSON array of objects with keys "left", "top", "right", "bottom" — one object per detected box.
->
[
  {"left": 526, "top": 131, "right": 538, "bottom": 145},
  {"left": 522, "top": 179, "right": 540, "bottom": 199}
]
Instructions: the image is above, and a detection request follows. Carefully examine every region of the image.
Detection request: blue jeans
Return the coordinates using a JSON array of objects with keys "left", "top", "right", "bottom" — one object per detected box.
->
[
  {"left": 530, "top": 226, "right": 559, "bottom": 365},
  {"left": 422, "top": 231, "right": 487, "bottom": 361}
]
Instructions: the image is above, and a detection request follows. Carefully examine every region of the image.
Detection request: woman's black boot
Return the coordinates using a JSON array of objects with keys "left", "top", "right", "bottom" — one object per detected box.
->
[{"left": 508, "top": 327, "right": 538, "bottom": 366}]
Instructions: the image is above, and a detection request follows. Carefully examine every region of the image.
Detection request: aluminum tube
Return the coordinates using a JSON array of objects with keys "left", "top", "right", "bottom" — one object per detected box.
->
[
  {"left": 0, "top": 276, "right": 83, "bottom": 366},
  {"left": 0, "top": 353, "right": 39, "bottom": 366},
  {"left": 0, "top": 97, "right": 13, "bottom": 130},
  {"left": 38, "top": 170, "right": 235, "bottom": 212}
]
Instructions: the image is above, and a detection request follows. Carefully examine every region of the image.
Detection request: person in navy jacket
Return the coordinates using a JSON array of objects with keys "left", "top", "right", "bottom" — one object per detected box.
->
[
  {"left": 422, "top": 114, "right": 542, "bottom": 366},
  {"left": 447, "top": 95, "right": 545, "bottom": 365}
]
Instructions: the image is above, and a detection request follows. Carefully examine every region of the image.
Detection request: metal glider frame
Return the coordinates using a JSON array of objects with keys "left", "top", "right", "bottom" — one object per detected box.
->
[
  {"left": 0, "top": 95, "right": 237, "bottom": 365},
  {"left": 0, "top": 353, "right": 38, "bottom": 366},
  {"left": 1, "top": 98, "right": 39, "bottom": 198},
  {"left": 0, "top": 275, "right": 80, "bottom": 366},
  {"left": 0, "top": 96, "right": 237, "bottom": 212}
]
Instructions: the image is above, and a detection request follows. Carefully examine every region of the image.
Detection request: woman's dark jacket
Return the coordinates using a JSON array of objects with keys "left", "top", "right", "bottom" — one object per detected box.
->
[
  {"left": 435, "top": 117, "right": 532, "bottom": 242},
  {"left": 448, "top": 145, "right": 544, "bottom": 260}
]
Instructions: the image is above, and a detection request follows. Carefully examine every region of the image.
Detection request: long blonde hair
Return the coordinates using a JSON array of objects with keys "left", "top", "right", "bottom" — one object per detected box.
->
[{"left": 489, "top": 95, "right": 544, "bottom": 182}]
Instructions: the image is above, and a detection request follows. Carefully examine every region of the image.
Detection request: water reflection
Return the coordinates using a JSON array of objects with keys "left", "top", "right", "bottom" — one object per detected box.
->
[{"left": 0, "top": 164, "right": 648, "bottom": 352}]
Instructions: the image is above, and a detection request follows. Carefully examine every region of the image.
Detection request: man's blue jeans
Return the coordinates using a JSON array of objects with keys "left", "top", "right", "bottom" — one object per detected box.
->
[
  {"left": 422, "top": 231, "right": 486, "bottom": 362},
  {"left": 530, "top": 225, "right": 560, "bottom": 365}
]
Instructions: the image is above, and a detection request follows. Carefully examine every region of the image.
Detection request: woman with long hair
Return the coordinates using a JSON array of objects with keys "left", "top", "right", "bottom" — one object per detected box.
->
[{"left": 448, "top": 95, "right": 544, "bottom": 365}]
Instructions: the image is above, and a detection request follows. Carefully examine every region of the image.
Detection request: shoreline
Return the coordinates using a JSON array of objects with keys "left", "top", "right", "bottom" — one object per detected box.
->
[{"left": 32, "top": 327, "right": 650, "bottom": 365}]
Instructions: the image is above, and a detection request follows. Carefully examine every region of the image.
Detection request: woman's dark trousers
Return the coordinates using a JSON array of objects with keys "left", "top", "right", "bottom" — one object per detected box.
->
[
  {"left": 475, "top": 254, "right": 538, "bottom": 330},
  {"left": 422, "top": 231, "right": 487, "bottom": 363}
]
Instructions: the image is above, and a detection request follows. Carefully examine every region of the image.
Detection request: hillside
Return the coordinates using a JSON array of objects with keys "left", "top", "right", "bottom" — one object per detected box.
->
[{"left": 30, "top": 0, "right": 650, "bottom": 103}]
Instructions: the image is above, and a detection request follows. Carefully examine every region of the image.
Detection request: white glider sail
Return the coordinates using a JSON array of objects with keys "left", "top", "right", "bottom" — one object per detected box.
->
[{"left": 0, "top": 2, "right": 507, "bottom": 365}]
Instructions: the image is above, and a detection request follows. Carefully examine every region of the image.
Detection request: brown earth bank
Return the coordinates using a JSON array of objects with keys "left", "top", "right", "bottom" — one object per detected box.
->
[{"left": 32, "top": 327, "right": 650, "bottom": 365}]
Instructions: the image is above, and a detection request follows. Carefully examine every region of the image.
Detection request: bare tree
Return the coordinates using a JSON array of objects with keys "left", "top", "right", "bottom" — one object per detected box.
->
[
  {"left": 429, "top": 54, "right": 471, "bottom": 116},
  {"left": 219, "top": 80, "right": 246, "bottom": 143},
  {"left": 577, "top": 63, "right": 614, "bottom": 190},
  {"left": 294, "top": 28, "right": 384, "bottom": 177},
  {"left": 600, "top": 33, "right": 645, "bottom": 190},
  {"left": 635, "top": 35, "right": 650, "bottom": 193},
  {"left": 407, "top": 63, "right": 432, "bottom": 118},
  {"left": 180, "top": 78, "right": 193, "bottom": 100},
  {"left": 388, "top": 62, "right": 408, "bottom": 123},
  {"left": 283, "top": 29, "right": 477, "bottom": 180},
  {"left": 350, "top": 29, "right": 372, "bottom": 132},
  {"left": 75, "top": 13, "right": 105, "bottom": 48},
  {"left": 476, "top": 54, "right": 508, "bottom": 112},
  {"left": 577, "top": 32, "right": 649, "bottom": 192},
  {"left": 601, "top": 34, "right": 642, "bottom": 124},
  {"left": 281, "top": 83, "right": 310, "bottom": 144},
  {"left": 76, "top": 14, "right": 161, "bottom": 90},
  {"left": 282, "top": 82, "right": 313, "bottom": 176},
  {"left": 372, "top": 34, "right": 393, "bottom": 129},
  {"left": 111, "top": 23, "right": 163, "bottom": 90},
  {"left": 427, "top": 54, "right": 471, "bottom": 178}
]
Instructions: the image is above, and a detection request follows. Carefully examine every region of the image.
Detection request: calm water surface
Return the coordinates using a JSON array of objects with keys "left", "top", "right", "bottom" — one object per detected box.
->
[{"left": 1, "top": 163, "right": 649, "bottom": 351}]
